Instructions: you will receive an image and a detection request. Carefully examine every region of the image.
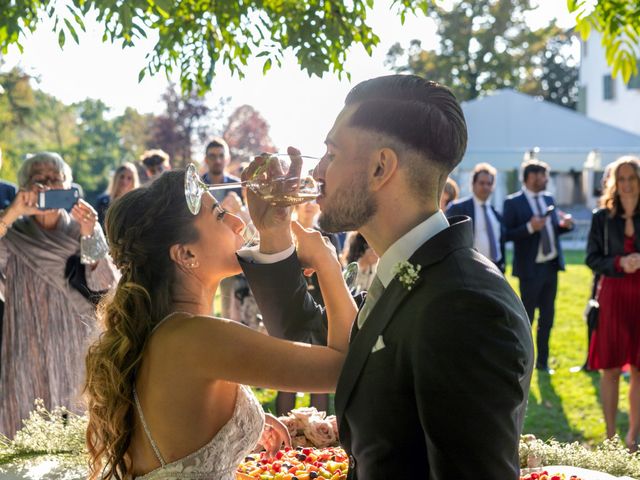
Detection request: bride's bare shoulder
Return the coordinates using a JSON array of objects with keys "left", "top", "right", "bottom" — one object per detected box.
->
[{"left": 154, "top": 312, "right": 250, "bottom": 342}]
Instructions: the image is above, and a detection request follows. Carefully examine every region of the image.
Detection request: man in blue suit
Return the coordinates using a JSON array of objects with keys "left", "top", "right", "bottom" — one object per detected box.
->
[
  {"left": 446, "top": 162, "right": 505, "bottom": 272},
  {"left": 0, "top": 147, "right": 17, "bottom": 362},
  {"left": 503, "top": 159, "right": 574, "bottom": 373},
  {"left": 0, "top": 147, "right": 17, "bottom": 209}
]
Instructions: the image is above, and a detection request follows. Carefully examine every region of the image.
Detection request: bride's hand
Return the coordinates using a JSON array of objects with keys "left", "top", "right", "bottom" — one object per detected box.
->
[
  {"left": 291, "top": 220, "right": 339, "bottom": 275},
  {"left": 258, "top": 413, "right": 292, "bottom": 458}
]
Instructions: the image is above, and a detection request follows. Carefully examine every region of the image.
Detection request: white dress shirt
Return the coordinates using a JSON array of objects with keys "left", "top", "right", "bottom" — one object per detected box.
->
[
  {"left": 522, "top": 187, "right": 558, "bottom": 263},
  {"left": 238, "top": 210, "right": 450, "bottom": 288},
  {"left": 237, "top": 244, "right": 296, "bottom": 264},
  {"left": 376, "top": 210, "right": 450, "bottom": 288},
  {"left": 472, "top": 196, "right": 502, "bottom": 263}
]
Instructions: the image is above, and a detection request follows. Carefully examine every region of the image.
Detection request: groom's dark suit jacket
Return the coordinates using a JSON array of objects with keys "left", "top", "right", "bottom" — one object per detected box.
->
[{"left": 240, "top": 217, "right": 534, "bottom": 479}]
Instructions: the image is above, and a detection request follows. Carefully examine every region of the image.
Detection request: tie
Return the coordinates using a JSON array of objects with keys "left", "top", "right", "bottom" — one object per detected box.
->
[
  {"left": 481, "top": 204, "right": 499, "bottom": 262},
  {"left": 357, "top": 275, "right": 384, "bottom": 329},
  {"left": 534, "top": 196, "right": 552, "bottom": 255}
]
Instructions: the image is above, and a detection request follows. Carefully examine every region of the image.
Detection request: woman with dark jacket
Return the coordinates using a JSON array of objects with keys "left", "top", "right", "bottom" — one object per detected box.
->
[{"left": 586, "top": 155, "right": 640, "bottom": 451}]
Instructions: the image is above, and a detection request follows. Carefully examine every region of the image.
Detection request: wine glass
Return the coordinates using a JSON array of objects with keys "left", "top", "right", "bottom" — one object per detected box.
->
[
  {"left": 184, "top": 153, "right": 321, "bottom": 215},
  {"left": 342, "top": 261, "right": 360, "bottom": 293}
]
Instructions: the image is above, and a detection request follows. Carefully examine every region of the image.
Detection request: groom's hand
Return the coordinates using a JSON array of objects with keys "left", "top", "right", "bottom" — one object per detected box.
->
[{"left": 242, "top": 147, "right": 304, "bottom": 254}]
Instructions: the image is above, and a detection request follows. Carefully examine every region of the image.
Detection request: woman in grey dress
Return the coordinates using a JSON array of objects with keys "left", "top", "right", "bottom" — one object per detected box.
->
[{"left": 0, "top": 152, "right": 118, "bottom": 438}]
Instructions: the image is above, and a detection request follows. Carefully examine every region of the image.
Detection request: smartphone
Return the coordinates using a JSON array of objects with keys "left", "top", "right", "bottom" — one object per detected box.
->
[
  {"left": 37, "top": 187, "right": 80, "bottom": 211},
  {"left": 544, "top": 205, "right": 555, "bottom": 217}
]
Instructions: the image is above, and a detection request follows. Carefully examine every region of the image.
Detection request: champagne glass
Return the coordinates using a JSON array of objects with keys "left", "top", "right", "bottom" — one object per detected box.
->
[
  {"left": 184, "top": 153, "right": 321, "bottom": 215},
  {"left": 342, "top": 261, "right": 359, "bottom": 293}
]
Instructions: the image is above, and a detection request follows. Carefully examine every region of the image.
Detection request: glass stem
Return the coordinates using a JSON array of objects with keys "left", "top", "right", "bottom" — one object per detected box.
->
[{"left": 206, "top": 181, "right": 247, "bottom": 192}]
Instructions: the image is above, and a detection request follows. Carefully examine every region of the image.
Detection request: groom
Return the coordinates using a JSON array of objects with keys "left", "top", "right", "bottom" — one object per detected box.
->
[{"left": 239, "top": 75, "right": 533, "bottom": 479}]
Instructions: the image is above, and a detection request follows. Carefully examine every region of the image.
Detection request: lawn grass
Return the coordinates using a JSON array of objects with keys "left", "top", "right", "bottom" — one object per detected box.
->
[
  {"left": 507, "top": 250, "right": 630, "bottom": 445},
  {"left": 252, "top": 250, "right": 629, "bottom": 446}
]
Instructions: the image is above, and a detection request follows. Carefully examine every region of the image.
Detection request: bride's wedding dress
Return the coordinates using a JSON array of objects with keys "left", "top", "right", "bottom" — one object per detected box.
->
[
  {"left": 133, "top": 313, "right": 266, "bottom": 479},
  {"left": 134, "top": 384, "right": 265, "bottom": 479}
]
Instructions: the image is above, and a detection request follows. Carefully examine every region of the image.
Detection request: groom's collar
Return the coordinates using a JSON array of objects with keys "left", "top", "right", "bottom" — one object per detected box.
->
[{"left": 376, "top": 210, "right": 449, "bottom": 288}]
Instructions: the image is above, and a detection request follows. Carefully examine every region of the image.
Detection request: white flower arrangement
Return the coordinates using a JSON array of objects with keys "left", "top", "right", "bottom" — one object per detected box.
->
[
  {"left": 3, "top": 402, "right": 640, "bottom": 479},
  {"left": 392, "top": 261, "right": 422, "bottom": 290},
  {"left": 519, "top": 434, "right": 640, "bottom": 478}
]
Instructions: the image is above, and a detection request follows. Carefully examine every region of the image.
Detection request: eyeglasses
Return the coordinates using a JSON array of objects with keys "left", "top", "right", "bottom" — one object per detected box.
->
[{"left": 29, "top": 175, "right": 65, "bottom": 187}]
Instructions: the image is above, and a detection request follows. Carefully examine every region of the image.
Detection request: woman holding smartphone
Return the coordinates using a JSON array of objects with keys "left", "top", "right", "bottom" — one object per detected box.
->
[{"left": 0, "top": 152, "right": 119, "bottom": 439}]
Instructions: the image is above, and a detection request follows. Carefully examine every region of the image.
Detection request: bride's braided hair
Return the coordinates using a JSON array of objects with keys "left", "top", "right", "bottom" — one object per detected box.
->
[{"left": 84, "top": 171, "right": 199, "bottom": 479}]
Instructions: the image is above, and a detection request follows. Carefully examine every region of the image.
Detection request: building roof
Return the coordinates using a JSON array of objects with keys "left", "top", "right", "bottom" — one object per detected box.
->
[{"left": 460, "top": 89, "right": 640, "bottom": 171}]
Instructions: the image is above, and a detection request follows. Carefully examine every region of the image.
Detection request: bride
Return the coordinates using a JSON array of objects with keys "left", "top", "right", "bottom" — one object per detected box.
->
[{"left": 83, "top": 170, "right": 356, "bottom": 479}]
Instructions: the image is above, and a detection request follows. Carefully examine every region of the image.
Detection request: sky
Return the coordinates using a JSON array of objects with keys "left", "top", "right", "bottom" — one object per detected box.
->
[{"left": 4, "top": 1, "right": 575, "bottom": 158}]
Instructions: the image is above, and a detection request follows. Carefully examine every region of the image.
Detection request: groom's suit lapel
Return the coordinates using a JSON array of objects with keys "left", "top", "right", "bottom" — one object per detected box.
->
[
  {"left": 335, "top": 278, "right": 409, "bottom": 433},
  {"left": 335, "top": 216, "right": 474, "bottom": 434}
]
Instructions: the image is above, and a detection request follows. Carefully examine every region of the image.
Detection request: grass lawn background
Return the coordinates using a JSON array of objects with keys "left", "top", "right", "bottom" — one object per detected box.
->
[{"left": 240, "top": 250, "right": 630, "bottom": 447}]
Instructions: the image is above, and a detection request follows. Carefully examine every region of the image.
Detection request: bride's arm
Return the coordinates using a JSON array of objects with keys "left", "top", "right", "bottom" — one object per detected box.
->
[
  {"left": 170, "top": 223, "right": 357, "bottom": 392},
  {"left": 291, "top": 221, "right": 354, "bottom": 354},
  {"left": 172, "top": 314, "right": 347, "bottom": 393}
]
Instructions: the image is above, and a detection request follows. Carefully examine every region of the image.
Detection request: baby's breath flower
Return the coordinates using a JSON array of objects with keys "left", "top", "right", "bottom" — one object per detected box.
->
[
  {"left": 392, "top": 261, "right": 421, "bottom": 290},
  {"left": 519, "top": 434, "right": 640, "bottom": 478},
  {"left": 0, "top": 399, "right": 88, "bottom": 476}
]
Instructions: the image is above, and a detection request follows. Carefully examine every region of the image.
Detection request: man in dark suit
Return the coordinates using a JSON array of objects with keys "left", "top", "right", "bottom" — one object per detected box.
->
[
  {"left": 240, "top": 75, "right": 533, "bottom": 479},
  {"left": 446, "top": 162, "right": 506, "bottom": 272},
  {"left": 0, "top": 147, "right": 17, "bottom": 363},
  {"left": 503, "top": 158, "right": 574, "bottom": 374},
  {"left": 0, "top": 147, "right": 17, "bottom": 210}
]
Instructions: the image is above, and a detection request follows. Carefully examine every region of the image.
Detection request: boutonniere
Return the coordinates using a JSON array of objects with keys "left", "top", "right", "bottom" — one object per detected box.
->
[{"left": 392, "top": 261, "right": 422, "bottom": 290}]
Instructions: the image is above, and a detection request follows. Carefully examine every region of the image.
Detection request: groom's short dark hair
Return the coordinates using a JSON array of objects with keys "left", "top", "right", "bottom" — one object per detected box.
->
[{"left": 344, "top": 75, "right": 467, "bottom": 174}]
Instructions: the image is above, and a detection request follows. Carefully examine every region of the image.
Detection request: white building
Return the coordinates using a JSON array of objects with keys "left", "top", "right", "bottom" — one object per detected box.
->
[
  {"left": 457, "top": 89, "right": 640, "bottom": 209},
  {"left": 578, "top": 31, "right": 640, "bottom": 135}
]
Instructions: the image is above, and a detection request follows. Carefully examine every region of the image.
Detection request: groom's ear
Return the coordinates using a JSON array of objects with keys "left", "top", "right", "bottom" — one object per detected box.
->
[
  {"left": 169, "top": 243, "right": 196, "bottom": 269},
  {"left": 369, "top": 147, "right": 399, "bottom": 192}
]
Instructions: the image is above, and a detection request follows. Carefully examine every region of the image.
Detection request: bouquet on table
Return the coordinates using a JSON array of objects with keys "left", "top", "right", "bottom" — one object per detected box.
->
[{"left": 277, "top": 407, "right": 339, "bottom": 448}]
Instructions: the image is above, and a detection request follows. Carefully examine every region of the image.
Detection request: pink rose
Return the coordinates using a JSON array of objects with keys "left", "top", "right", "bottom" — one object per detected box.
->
[
  {"left": 326, "top": 415, "right": 339, "bottom": 439},
  {"left": 289, "top": 407, "right": 324, "bottom": 432},
  {"left": 292, "top": 434, "right": 311, "bottom": 448},
  {"left": 304, "top": 417, "right": 337, "bottom": 448},
  {"left": 277, "top": 415, "right": 300, "bottom": 438}
]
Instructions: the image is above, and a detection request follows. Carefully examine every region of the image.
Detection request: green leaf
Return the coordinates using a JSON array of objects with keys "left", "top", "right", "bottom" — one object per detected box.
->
[
  {"left": 121, "top": 6, "right": 132, "bottom": 32},
  {"left": 58, "top": 29, "right": 65, "bottom": 48},
  {"left": 262, "top": 58, "right": 272, "bottom": 74},
  {"left": 153, "top": 0, "right": 172, "bottom": 16},
  {"left": 64, "top": 19, "right": 79, "bottom": 44},
  {"left": 138, "top": 68, "right": 146, "bottom": 82},
  {"left": 621, "top": 57, "right": 630, "bottom": 82}
]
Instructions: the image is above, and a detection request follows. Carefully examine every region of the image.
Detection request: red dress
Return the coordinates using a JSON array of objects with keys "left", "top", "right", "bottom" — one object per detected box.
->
[{"left": 588, "top": 235, "right": 640, "bottom": 369}]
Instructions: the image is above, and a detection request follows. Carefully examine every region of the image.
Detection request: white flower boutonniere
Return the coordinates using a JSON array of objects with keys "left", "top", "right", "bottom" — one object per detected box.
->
[{"left": 392, "top": 261, "right": 422, "bottom": 290}]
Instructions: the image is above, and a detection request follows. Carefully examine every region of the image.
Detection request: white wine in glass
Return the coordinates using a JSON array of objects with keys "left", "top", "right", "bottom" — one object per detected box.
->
[{"left": 184, "top": 153, "right": 321, "bottom": 215}]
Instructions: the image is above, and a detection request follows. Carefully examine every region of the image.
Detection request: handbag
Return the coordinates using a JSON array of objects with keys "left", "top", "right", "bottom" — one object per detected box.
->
[
  {"left": 584, "top": 298, "right": 600, "bottom": 330},
  {"left": 65, "top": 254, "right": 107, "bottom": 307},
  {"left": 584, "top": 218, "right": 609, "bottom": 330}
]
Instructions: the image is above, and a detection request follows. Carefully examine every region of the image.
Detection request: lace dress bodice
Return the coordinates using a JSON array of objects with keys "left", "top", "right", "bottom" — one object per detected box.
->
[
  {"left": 135, "top": 385, "right": 264, "bottom": 479},
  {"left": 133, "top": 313, "right": 265, "bottom": 479}
]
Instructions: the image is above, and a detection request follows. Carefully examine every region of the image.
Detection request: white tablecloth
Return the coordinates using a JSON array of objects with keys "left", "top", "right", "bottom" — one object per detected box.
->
[{"left": 523, "top": 465, "right": 635, "bottom": 480}]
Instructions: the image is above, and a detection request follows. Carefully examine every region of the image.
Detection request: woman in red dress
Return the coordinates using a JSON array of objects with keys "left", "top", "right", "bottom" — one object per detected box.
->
[{"left": 586, "top": 155, "right": 640, "bottom": 451}]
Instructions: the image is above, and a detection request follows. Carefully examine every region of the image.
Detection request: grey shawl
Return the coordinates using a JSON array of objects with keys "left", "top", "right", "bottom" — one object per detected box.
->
[{"left": 0, "top": 212, "right": 117, "bottom": 438}]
